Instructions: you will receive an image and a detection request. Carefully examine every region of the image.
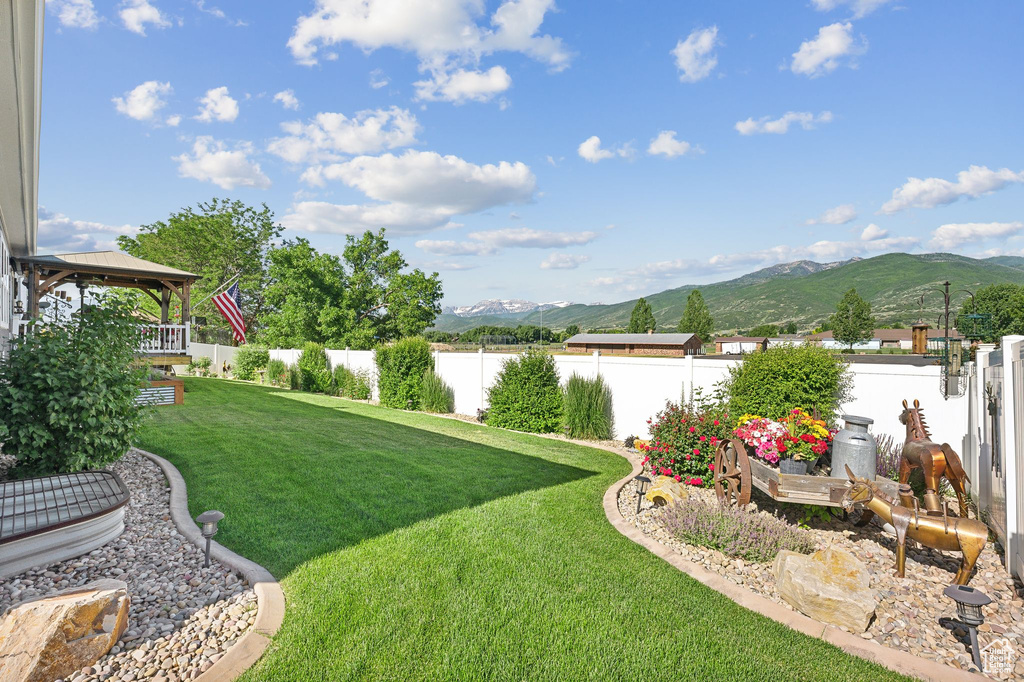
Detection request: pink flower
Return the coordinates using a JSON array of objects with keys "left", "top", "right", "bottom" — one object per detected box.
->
[
  {"left": 685, "top": 454, "right": 691, "bottom": 460},
  {"left": 708, "top": 463, "right": 715, "bottom": 471},
  {"left": 689, "top": 426, "right": 696, "bottom": 433},
  {"left": 699, "top": 435, "right": 707, "bottom": 442},
  {"left": 693, "top": 448, "right": 700, "bottom": 455},
  {"left": 713, "top": 420, "right": 719, "bottom": 426},
  {"left": 674, "top": 475, "right": 682, "bottom": 482}
]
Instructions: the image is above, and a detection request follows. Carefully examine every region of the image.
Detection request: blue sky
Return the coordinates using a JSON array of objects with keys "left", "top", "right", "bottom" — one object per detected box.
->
[{"left": 39, "top": 0, "right": 1024, "bottom": 306}]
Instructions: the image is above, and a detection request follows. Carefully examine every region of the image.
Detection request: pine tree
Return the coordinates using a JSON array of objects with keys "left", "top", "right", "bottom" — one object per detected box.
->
[
  {"left": 677, "top": 289, "right": 713, "bottom": 342},
  {"left": 829, "top": 288, "right": 876, "bottom": 350},
  {"left": 627, "top": 298, "right": 656, "bottom": 333}
]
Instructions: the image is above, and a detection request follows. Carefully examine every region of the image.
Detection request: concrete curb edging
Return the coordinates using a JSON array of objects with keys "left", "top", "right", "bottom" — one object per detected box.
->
[
  {"left": 602, "top": 454, "right": 988, "bottom": 682},
  {"left": 137, "top": 449, "right": 284, "bottom": 682}
]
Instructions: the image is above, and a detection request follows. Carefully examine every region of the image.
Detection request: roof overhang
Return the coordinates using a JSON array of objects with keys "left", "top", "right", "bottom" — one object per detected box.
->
[
  {"left": 19, "top": 251, "right": 200, "bottom": 290},
  {"left": 0, "top": 0, "right": 43, "bottom": 259}
]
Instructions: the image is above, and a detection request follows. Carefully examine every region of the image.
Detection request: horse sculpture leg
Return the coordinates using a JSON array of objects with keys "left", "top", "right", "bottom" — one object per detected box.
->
[
  {"left": 891, "top": 506, "right": 912, "bottom": 578},
  {"left": 954, "top": 527, "right": 984, "bottom": 585},
  {"left": 898, "top": 455, "right": 913, "bottom": 487},
  {"left": 941, "top": 443, "right": 971, "bottom": 517},
  {"left": 920, "top": 450, "right": 944, "bottom": 513}
]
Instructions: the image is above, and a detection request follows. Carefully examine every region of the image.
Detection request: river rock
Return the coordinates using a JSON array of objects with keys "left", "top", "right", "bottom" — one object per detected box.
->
[
  {"left": 773, "top": 547, "right": 877, "bottom": 633},
  {"left": 646, "top": 476, "right": 688, "bottom": 507},
  {"left": 0, "top": 579, "right": 129, "bottom": 682}
]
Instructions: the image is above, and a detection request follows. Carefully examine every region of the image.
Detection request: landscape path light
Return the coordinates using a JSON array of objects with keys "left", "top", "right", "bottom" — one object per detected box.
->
[
  {"left": 197, "top": 510, "right": 224, "bottom": 568},
  {"left": 633, "top": 474, "right": 651, "bottom": 514},
  {"left": 944, "top": 583, "right": 992, "bottom": 671}
]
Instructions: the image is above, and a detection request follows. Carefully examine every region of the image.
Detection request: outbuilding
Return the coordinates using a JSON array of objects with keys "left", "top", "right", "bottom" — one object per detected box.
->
[
  {"left": 564, "top": 332, "right": 703, "bottom": 356},
  {"left": 714, "top": 336, "right": 768, "bottom": 354}
]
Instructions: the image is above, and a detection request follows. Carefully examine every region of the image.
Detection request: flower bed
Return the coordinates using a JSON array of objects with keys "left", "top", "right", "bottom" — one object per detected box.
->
[
  {"left": 638, "top": 397, "right": 730, "bottom": 487},
  {"left": 733, "top": 408, "right": 834, "bottom": 467}
]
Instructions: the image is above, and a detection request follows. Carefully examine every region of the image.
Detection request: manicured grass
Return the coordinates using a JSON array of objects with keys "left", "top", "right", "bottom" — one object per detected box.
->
[{"left": 136, "top": 379, "right": 910, "bottom": 681}]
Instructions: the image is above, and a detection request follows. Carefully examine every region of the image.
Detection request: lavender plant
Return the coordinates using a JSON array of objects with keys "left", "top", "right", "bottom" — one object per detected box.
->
[{"left": 660, "top": 497, "right": 815, "bottom": 563}]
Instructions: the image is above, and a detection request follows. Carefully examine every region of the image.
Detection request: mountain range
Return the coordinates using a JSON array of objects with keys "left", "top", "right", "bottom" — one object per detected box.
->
[
  {"left": 431, "top": 253, "right": 1024, "bottom": 334},
  {"left": 442, "top": 299, "right": 573, "bottom": 317}
]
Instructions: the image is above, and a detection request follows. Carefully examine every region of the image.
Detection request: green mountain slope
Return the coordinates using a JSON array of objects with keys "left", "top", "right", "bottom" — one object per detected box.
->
[{"left": 431, "top": 253, "right": 1024, "bottom": 333}]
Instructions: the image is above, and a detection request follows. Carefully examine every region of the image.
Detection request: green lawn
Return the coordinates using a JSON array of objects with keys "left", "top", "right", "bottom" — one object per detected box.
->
[{"left": 136, "top": 378, "right": 909, "bottom": 681}]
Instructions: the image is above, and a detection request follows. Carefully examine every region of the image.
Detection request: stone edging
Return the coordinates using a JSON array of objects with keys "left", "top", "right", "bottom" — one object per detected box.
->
[
  {"left": 602, "top": 453, "right": 988, "bottom": 682},
  {"left": 137, "top": 449, "right": 284, "bottom": 682}
]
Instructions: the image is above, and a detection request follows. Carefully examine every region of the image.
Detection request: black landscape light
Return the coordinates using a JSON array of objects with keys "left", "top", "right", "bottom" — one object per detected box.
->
[
  {"left": 634, "top": 475, "right": 651, "bottom": 514},
  {"left": 944, "top": 584, "right": 992, "bottom": 671},
  {"left": 197, "top": 510, "right": 224, "bottom": 568}
]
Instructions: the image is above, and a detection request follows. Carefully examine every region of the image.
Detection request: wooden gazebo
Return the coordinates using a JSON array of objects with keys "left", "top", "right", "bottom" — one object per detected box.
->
[{"left": 17, "top": 251, "right": 200, "bottom": 365}]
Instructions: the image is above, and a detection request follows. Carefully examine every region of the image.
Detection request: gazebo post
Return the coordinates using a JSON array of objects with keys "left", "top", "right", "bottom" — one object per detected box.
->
[
  {"left": 181, "top": 281, "right": 191, "bottom": 324},
  {"left": 160, "top": 289, "right": 170, "bottom": 324}
]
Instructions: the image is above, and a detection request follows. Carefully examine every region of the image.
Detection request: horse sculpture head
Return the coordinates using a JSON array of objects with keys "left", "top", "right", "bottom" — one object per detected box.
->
[
  {"left": 840, "top": 463, "right": 874, "bottom": 512},
  {"left": 898, "top": 398, "right": 914, "bottom": 426},
  {"left": 898, "top": 398, "right": 930, "bottom": 439}
]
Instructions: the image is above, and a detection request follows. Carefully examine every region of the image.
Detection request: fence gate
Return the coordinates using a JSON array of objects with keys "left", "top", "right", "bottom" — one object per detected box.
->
[{"left": 984, "top": 348, "right": 1007, "bottom": 552}]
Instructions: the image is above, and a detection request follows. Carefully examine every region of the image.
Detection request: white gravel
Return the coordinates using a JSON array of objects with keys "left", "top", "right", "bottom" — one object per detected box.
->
[
  {"left": 618, "top": 474, "right": 1024, "bottom": 679},
  {"left": 0, "top": 450, "right": 257, "bottom": 682}
]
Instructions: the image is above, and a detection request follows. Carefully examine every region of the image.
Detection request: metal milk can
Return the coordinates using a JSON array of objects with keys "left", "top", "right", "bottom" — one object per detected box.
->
[{"left": 830, "top": 415, "right": 877, "bottom": 481}]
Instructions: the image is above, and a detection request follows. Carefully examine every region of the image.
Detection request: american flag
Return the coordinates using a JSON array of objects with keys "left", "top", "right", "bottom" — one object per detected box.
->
[{"left": 212, "top": 282, "right": 246, "bottom": 344}]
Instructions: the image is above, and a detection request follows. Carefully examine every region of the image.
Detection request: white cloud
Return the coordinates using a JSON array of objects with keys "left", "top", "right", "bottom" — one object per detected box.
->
[
  {"left": 119, "top": 0, "right": 170, "bottom": 35},
  {"left": 587, "top": 275, "right": 627, "bottom": 288},
  {"left": 284, "top": 150, "right": 536, "bottom": 236},
  {"left": 268, "top": 107, "right": 420, "bottom": 164},
  {"left": 541, "top": 253, "right": 589, "bottom": 269},
  {"left": 414, "top": 66, "right": 512, "bottom": 104},
  {"left": 806, "top": 203, "right": 857, "bottom": 225},
  {"left": 812, "top": 0, "right": 892, "bottom": 19},
  {"left": 880, "top": 165, "right": 1024, "bottom": 214},
  {"left": 195, "top": 86, "right": 240, "bottom": 123},
  {"left": 860, "top": 223, "right": 887, "bottom": 240},
  {"left": 577, "top": 136, "right": 632, "bottom": 163},
  {"left": 647, "top": 130, "right": 696, "bottom": 158},
  {"left": 287, "top": 0, "right": 572, "bottom": 84},
  {"left": 671, "top": 26, "right": 719, "bottom": 83},
  {"left": 173, "top": 137, "right": 271, "bottom": 190},
  {"left": 417, "top": 227, "right": 597, "bottom": 257},
  {"left": 369, "top": 69, "right": 390, "bottom": 89},
  {"left": 929, "top": 222, "right": 1024, "bottom": 250},
  {"left": 307, "top": 150, "right": 536, "bottom": 214},
  {"left": 790, "top": 22, "right": 865, "bottom": 77},
  {"left": 165, "top": 114, "right": 181, "bottom": 126},
  {"left": 37, "top": 207, "right": 138, "bottom": 253},
  {"left": 48, "top": 0, "right": 99, "bottom": 29},
  {"left": 112, "top": 81, "right": 172, "bottom": 121},
  {"left": 273, "top": 89, "right": 300, "bottom": 111},
  {"left": 735, "top": 111, "right": 833, "bottom": 135},
  {"left": 195, "top": 0, "right": 247, "bottom": 26}
]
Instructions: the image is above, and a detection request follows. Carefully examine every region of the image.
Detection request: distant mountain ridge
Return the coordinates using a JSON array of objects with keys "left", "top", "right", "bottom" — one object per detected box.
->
[
  {"left": 443, "top": 299, "right": 573, "bottom": 317},
  {"left": 430, "top": 253, "right": 1024, "bottom": 333}
]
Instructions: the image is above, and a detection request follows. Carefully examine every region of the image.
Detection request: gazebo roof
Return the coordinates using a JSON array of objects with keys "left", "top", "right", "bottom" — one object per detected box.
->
[{"left": 20, "top": 251, "right": 198, "bottom": 282}]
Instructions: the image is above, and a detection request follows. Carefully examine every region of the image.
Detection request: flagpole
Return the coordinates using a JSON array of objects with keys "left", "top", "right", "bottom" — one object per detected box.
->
[{"left": 191, "top": 272, "right": 242, "bottom": 310}]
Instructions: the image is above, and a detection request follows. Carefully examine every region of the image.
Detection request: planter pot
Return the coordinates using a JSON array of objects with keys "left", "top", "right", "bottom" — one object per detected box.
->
[{"left": 779, "top": 458, "right": 808, "bottom": 475}]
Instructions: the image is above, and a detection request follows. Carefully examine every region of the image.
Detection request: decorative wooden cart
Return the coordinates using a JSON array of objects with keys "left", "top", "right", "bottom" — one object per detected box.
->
[{"left": 713, "top": 437, "right": 900, "bottom": 507}]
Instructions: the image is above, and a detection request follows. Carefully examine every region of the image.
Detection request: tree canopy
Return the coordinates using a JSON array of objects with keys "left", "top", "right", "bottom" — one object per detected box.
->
[
  {"left": 958, "top": 283, "right": 1024, "bottom": 343},
  {"left": 829, "top": 288, "right": 876, "bottom": 350},
  {"left": 677, "top": 290, "right": 713, "bottom": 342},
  {"left": 258, "top": 230, "right": 442, "bottom": 349},
  {"left": 118, "top": 198, "right": 280, "bottom": 340},
  {"left": 627, "top": 297, "right": 656, "bottom": 333}
]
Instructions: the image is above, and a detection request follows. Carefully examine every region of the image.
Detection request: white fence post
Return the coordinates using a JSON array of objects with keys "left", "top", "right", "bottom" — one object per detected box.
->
[
  {"left": 213, "top": 344, "right": 220, "bottom": 372},
  {"left": 1000, "top": 335, "right": 1024, "bottom": 579},
  {"left": 479, "top": 347, "right": 485, "bottom": 410},
  {"left": 345, "top": 347, "right": 350, "bottom": 369},
  {"left": 593, "top": 350, "right": 600, "bottom": 376}
]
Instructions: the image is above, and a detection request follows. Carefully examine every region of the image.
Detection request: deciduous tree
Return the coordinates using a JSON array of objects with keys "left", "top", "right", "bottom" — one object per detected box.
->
[
  {"left": 628, "top": 297, "right": 656, "bottom": 333},
  {"left": 677, "top": 289, "right": 713, "bottom": 342},
  {"left": 829, "top": 288, "right": 876, "bottom": 350}
]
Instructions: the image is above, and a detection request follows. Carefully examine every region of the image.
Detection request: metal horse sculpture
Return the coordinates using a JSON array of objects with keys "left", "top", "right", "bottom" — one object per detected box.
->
[
  {"left": 898, "top": 399, "right": 970, "bottom": 517},
  {"left": 841, "top": 465, "right": 987, "bottom": 585}
]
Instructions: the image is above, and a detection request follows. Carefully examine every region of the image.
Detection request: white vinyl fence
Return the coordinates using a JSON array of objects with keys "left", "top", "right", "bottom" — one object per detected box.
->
[{"left": 190, "top": 345, "right": 967, "bottom": 449}]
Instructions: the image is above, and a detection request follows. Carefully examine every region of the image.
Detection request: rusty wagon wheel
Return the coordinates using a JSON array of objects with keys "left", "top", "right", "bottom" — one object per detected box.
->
[{"left": 714, "top": 438, "right": 751, "bottom": 507}]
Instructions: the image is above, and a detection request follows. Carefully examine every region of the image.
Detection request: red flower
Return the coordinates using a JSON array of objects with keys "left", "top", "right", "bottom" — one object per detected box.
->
[
  {"left": 693, "top": 448, "right": 700, "bottom": 455},
  {"left": 689, "top": 426, "right": 696, "bottom": 433},
  {"left": 713, "top": 420, "right": 719, "bottom": 426},
  {"left": 699, "top": 435, "right": 707, "bottom": 442},
  {"left": 674, "top": 475, "right": 682, "bottom": 482},
  {"left": 685, "top": 454, "right": 691, "bottom": 460},
  {"left": 708, "top": 463, "right": 715, "bottom": 471}
]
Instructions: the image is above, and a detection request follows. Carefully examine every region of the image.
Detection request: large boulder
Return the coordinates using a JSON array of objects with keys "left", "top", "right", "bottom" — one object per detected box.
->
[
  {"left": 646, "top": 475, "right": 689, "bottom": 507},
  {"left": 773, "top": 546, "right": 877, "bottom": 633},
  {"left": 0, "top": 579, "right": 129, "bottom": 682}
]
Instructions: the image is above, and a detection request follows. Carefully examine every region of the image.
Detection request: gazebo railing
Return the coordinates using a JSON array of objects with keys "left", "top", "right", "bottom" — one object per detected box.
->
[{"left": 139, "top": 323, "right": 190, "bottom": 354}]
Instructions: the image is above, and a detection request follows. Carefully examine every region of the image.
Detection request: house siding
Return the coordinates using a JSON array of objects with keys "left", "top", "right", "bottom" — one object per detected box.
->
[{"left": 565, "top": 340, "right": 702, "bottom": 357}]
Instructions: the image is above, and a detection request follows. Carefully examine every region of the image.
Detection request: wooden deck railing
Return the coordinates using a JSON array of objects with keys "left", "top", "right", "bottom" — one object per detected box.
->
[{"left": 140, "top": 324, "right": 190, "bottom": 354}]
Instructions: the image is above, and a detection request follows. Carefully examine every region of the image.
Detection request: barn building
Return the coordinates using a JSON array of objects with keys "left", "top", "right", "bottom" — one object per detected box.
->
[{"left": 564, "top": 332, "right": 704, "bottom": 357}]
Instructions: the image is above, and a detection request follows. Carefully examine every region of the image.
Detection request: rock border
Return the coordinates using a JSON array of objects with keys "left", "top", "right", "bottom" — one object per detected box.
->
[
  {"left": 138, "top": 449, "right": 284, "bottom": 682},
  {"left": 602, "top": 452, "right": 988, "bottom": 682}
]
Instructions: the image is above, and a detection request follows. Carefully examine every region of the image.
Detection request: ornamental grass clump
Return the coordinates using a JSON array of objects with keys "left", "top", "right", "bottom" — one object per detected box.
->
[
  {"left": 486, "top": 349, "right": 562, "bottom": 433},
  {"left": 660, "top": 496, "right": 816, "bottom": 563},
  {"left": 420, "top": 369, "right": 455, "bottom": 413},
  {"left": 562, "top": 373, "right": 613, "bottom": 440}
]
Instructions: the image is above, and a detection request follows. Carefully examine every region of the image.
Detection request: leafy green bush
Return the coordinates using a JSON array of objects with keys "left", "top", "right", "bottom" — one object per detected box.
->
[
  {"left": 376, "top": 337, "right": 433, "bottom": 409},
  {"left": 287, "top": 364, "right": 301, "bottom": 390},
  {"left": 562, "top": 373, "right": 613, "bottom": 440},
  {"left": 333, "top": 365, "right": 373, "bottom": 400},
  {"left": 0, "top": 297, "right": 148, "bottom": 477},
  {"left": 233, "top": 345, "right": 269, "bottom": 381},
  {"left": 187, "top": 356, "right": 212, "bottom": 377},
  {"left": 266, "top": 358, "right": 288, "bottom": 386},
  {"left": 486, "top": 349, "right": 562, "bottom": 433},
  {"left": 720, "top": 344, "right": 851, "bottom": 423},
  {"left": 420, "top": 369, "right": 455, "bottom": 413},
  {"left": 298, "top": 342, "right": 332, "bottom": 393}
]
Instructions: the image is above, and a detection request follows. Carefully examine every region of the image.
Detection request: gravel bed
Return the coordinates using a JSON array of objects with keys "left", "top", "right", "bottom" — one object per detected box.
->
[
  {"left": 618, "top": 469, "right": 1024, "bottom": 679},
  {"left": 0, "top": 450, "right": 257, "bottom": 682}
]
